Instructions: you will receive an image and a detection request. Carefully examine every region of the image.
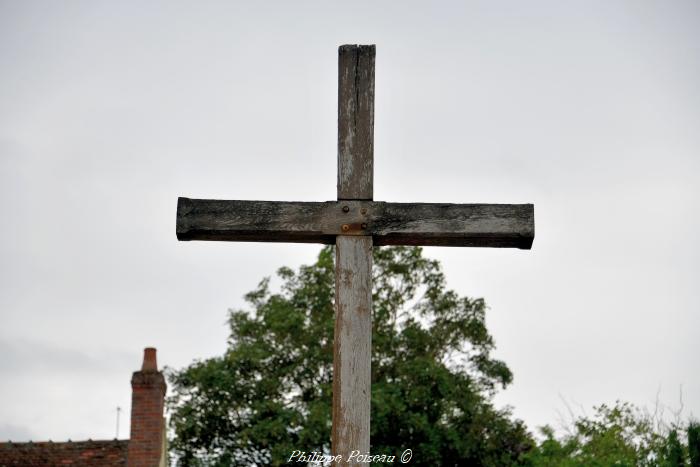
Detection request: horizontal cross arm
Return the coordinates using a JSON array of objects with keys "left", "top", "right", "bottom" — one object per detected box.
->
[
  {"left": 176, "top": 198, "right": 534, "bottom": 249},
  {"left": 373, "top": 202, "right": 534, "bottom": 249}
]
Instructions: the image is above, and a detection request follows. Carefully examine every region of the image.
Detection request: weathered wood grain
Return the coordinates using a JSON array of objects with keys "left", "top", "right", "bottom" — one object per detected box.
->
[
  {"left": 337, "top": 44, "right": 375, "bottom": 201},
  {"left": 333, "top": 236, "right": 372, "bottom": 465},
  {"left": 374, "top": 202, "right": 534, "bottom": 248},
  {"left": 176, "top": 198, "right": 535, "bottom": 249},
  {"left": 335, "top": 44, "right": 375, "bottom": 465}
]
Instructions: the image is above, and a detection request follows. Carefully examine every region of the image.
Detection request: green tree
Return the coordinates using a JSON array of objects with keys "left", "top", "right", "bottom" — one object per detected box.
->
[
  {"left": 168, "top": 246, "right": 533, "bottom": 465},
  {"left": 666, "top": 429, "right": 684, "bottom": 467},
  {"left": 525, "top": 401, "right": 692, "bottom": 467},
  {"left": 689, "top": 421, "right": 700, "bottom": 467}
]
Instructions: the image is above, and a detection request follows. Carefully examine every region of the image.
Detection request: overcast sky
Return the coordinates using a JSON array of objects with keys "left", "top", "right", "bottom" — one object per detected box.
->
[{"left": 1, "top": 0, "right": 698, "bottom": 443}]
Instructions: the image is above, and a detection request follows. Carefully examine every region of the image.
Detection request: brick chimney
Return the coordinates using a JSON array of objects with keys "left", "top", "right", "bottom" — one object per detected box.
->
[{"left": 128, "top": 348, "right": 167, "bottom": 467}]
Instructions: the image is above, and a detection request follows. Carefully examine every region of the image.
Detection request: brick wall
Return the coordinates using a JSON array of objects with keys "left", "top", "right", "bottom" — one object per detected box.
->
[{"left": 127, "top": 348, "right": 166, "bottom": 467}]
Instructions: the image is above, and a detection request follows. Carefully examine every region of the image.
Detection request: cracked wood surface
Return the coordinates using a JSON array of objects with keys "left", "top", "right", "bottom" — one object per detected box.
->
[
  {"left": 333, "top": 44, "right": 374, "bottom": 466},
  {"left": 333, "top": 236, "right": 372, "bottom": 464},
  {"left": 338, "top": 44, "right": 374, "bottom": 201},
  {"left": 176, "top": 198, "right": 534, "bottom": 249}
]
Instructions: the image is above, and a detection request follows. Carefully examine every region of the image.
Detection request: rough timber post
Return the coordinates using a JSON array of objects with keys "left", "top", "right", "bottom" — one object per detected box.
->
[{"left": 333, "top": 44, "right": 375, "bottom": 464}]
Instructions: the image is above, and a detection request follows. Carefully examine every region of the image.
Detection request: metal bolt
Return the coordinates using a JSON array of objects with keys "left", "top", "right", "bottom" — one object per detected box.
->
[
  {"left": 360, "top": 208, "right": 367, "bottom": 215},
  {"left": 341, "top": 224, "right": 350, "bottom": 231},
  {"left": 342, "top": 205, "right": 350, "bottom": 213},
  {"left": 361, "top": 223, "right": 367, "bottom": 229}
]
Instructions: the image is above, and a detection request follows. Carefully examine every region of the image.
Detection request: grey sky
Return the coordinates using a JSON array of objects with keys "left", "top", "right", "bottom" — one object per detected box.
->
[{"left": 1, "top": 0, "right": 698, "bottom": 442}]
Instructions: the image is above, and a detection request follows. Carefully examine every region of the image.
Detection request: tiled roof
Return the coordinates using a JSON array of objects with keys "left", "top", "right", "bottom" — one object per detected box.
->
[{"left": 0, "top": 439, "right": 128, "bottom": 466}]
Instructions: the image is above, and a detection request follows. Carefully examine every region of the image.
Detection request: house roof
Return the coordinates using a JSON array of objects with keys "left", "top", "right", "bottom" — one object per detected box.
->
[{"left": 0, "top": 439, "right": 128, "bottom": 466}]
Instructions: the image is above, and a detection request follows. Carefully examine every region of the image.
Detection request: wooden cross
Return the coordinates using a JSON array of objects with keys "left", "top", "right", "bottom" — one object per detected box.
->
[{"left": 176, "top": 44, "right": 534, "bottom": 465}]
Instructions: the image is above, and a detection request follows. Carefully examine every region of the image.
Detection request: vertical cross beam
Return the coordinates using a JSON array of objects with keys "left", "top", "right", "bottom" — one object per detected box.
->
[{"left": 333, "top": 44, "right": 375, "bottom": 464}]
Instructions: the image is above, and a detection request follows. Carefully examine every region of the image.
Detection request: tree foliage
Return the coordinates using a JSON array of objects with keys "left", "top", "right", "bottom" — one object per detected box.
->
[
  {"left": 690, "top": 421, "right": 700, "bottom": 467},
  {"left": 167, "top": 246, "right": 532, "bottom": 465},
  {"left": 525, "top": 401, "right": 696, "bottom": 467}
]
